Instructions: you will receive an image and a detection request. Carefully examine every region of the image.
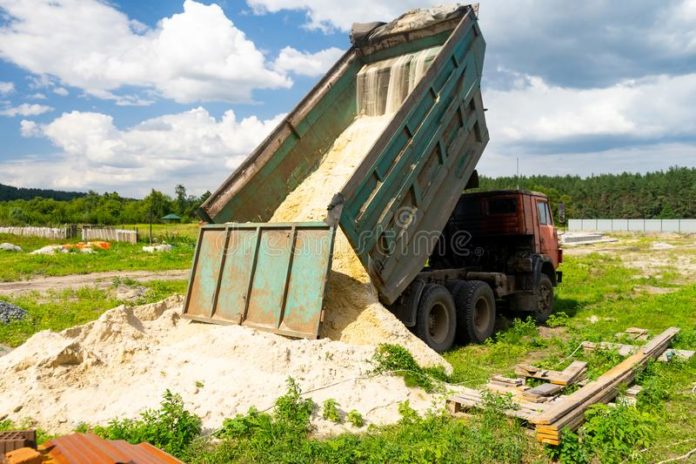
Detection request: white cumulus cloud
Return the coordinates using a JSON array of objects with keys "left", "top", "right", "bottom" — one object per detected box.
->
[
  {"left": 484, "top": 73, "right": 696, "bottom": 143},
  {"left": 8, "top": 108, "right": 284, "bottom": 195},
  {"left": 247, "top": 0, "right": 429, "bottom": 31},
  {"left": 0, "top": 103, "right": 53, "bottom": 117},
  {"left": 274, "top": 47, "right": 344, "bottom": 76},
  {"left": 0, "top": 81, "right": 14, "bottom": 95},
  {"left": 478, "top": 71, "right": 696, "bottom": 177},
  {"left": 0, "top": 0, "right": 291, "bottom": 104}
]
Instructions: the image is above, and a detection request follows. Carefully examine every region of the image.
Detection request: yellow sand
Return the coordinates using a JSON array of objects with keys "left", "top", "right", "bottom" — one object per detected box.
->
[{"left": 270, "top": 115, "right": 446, "bottom": 369}]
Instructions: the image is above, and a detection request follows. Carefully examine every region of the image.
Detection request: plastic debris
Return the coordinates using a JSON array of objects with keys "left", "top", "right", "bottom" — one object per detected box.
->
[{"left": 142, "top": 244, "right": 172, "bottom": 253}]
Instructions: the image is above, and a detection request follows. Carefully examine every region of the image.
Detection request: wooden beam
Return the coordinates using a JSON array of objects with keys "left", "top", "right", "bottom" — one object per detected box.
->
[{"left": 532, "top": 327, "right": 679, "bottom": 428}]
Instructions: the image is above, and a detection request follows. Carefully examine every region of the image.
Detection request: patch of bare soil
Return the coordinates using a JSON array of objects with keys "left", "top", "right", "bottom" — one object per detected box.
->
[
  {"left": 0, "top": 270, "right": 189, "bottom": 296},
  {"left": 564, "top": 234, "right": 696, "bottom": 284},
  {"left": 538, "top": 326, "right": 567, "bottom": 339}
]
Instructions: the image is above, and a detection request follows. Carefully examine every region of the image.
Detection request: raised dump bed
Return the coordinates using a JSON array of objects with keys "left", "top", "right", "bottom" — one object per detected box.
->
[{"left": 184, "top": 5, "right": 489, "bottom": 338}]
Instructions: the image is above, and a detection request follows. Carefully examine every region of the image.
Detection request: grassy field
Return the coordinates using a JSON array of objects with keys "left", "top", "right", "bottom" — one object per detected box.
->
[
  {"left": 1, "top": 234, "right": 694, "bottom": 462},
  {"left": 118, "top": 223, "right": 201, "bottom": 241},
  {"left": 0, "top": 232, "right": 195, "bottom": 281}
]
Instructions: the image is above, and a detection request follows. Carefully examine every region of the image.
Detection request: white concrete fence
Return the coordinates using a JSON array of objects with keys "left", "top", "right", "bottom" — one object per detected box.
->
[
  {"left": 81, "top": 227, "right": 138, "bottom": 244},
  {"left": 568, "top": 219, "right": 696, "bottom": 233},
  {"left": 0, "top": 225, "right": 76, "bottom": 239},
  {"left": 0, "top": 225, "right": 138, "bottom": 243}
]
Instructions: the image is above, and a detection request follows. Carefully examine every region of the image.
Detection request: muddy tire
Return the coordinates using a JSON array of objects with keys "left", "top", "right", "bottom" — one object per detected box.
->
[
  {"left": 446, "top": 280, "right": 472, "bottom": 343},
  {"left": 415, "top": 284, "right": 456, "bottom": 353},
  {"left": 453, "top": 280, "right": 496, "bottom": 344},
  {"left": 534, "top": 274, "right": 554, "bottom": 323}
]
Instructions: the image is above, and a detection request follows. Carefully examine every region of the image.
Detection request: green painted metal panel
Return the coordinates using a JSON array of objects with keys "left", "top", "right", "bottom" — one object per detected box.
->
[
  {"left": 215, "top": 229, "right": 257, "bottom": 323},
  {"left": 183, "top": 223, "right": 335, "bottom": 339},
  {"left": 185, "top": 228, "right": 226, "bottom": 319},
  {"left": 338, "top": 10, "right": 489, "bottom": 304}
]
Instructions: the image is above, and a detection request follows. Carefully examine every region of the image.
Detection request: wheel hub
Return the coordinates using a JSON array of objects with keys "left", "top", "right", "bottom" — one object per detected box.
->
[{"left": 428, "top": 303, "right": 450, "bottom": 343}]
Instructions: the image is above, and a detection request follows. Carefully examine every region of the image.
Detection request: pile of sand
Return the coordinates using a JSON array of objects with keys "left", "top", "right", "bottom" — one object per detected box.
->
[{"left": 0, "top": 297, "right": 444, "bottom": 435}]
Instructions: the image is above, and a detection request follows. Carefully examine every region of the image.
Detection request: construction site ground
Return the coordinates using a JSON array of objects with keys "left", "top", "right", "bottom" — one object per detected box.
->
[{"left": 1, "top": 231, "right": 695, "bottom": 463}]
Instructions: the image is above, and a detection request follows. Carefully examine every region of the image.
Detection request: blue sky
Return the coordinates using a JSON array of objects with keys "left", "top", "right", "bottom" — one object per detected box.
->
[{"left": 0, "top": 0, "right": 695, "bottom": 197}]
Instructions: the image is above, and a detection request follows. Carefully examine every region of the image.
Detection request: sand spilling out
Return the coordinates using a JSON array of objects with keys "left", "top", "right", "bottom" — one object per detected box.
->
[
  {"left": 357, "top": 46, "right": 441, "bottom": 116},
  {"left": 271, "top": 47, "right": 445, "bottom": 369},
  {"left": 0, "top": 297, "right": 445, "bottom": 434}
]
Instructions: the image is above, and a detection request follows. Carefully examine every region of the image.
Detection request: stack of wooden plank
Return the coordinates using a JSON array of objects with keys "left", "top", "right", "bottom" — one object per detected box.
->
[
  {"left": 515, "top": 360, "right": 588, "bottom": 386},
  {"left": 582, "top": 341, "right": 694, "bottom": 362},
  {"left": 531, "top": 327, "right": 679, "bottom": 445},
  {"left": 522, "top": 383, "right": 563, "bottom": 403},
  {"left": 446, "top": 327, "right": 681, "bottom": 447},
  {"left": 447, "top": 386, "right": 547, "bottom": 422}
]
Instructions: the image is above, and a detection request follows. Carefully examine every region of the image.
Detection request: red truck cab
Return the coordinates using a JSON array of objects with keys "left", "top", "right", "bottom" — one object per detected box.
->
[{"left": 390, "top": 189, "right": 563, "bottom": 352}]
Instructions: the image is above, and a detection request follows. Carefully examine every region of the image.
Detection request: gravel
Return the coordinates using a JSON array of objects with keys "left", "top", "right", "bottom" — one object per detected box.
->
[{"left": 0, "top": 301, "right": 27, "bottom": 324}]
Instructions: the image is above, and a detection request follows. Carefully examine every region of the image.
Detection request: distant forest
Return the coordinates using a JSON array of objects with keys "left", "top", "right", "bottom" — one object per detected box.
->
[
  {"left": 0, "top": 185, "right": 210, "bottom": 226},
  {"left": 0, "top": 167, "right": 694, "bottom": 226},
  {"left": 0, "top": 183, "right": 85, "bottom": 202},
  {"left": 479, "top": 166, "right": 696, "bottom": 221}
]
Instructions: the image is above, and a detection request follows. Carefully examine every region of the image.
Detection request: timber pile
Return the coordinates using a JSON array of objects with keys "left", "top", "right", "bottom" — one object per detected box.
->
[
  {"left": 447, "top": 386, "right": 547, "bottom": 422},
  {"left": 582, "top": 341, "right": 694, "bottom": 362},
  {"left": 447, "top": 327, "right": 682, "bottom": 446},
  {"left": 515, "top": 360, "right": 587, "bottom": 386},
  {"left": 531, "top": 327, "right": 679, "bottom": 445}
]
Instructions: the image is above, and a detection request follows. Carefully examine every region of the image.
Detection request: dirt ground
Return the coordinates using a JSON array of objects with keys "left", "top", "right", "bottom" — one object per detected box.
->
[
  {"left": 0, "top": 269, "right": 189, "bottom": 296},
  {"left": 563, "top": 232, "right": 696, "bottom": 284}
]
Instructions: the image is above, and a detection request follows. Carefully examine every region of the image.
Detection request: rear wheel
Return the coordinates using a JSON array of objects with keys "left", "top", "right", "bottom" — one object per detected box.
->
[
  {"left": 415, "top": 284, "right": 456, "bottom": 353},
  {"left": 533, "top": 274, "right": 554, "bottom": 323},
  {"left": 451, "top": 280, "right": 496, "bottom": 344}
]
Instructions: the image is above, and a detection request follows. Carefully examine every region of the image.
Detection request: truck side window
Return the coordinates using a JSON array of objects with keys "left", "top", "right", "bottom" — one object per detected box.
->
[
  {"left": 537, "top": 201, "right": 549, "bottom": 225},
  {"left": 545, "top": 202, "right": 553, "bottom": 225}
]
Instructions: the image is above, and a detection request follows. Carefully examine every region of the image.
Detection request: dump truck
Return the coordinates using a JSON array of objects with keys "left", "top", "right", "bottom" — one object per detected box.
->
[{"left": 183, "top": 5, "right": 562, "bottom": 352}]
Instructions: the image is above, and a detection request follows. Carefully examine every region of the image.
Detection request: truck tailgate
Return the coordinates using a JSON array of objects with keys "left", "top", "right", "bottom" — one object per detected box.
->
[{"left": 183, "top": 223, "right": 335, "bottom": 338}]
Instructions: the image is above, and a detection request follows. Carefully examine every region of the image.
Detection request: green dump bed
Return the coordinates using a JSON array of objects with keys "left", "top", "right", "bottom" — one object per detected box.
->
[{"left": 185, "top": 5, "right": 489, "bottom": 337}]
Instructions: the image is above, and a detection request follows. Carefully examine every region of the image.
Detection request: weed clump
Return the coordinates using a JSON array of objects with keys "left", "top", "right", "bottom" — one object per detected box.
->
[
  {"left": 552, "top": 403, "right": 657, "bottom": 464},
  {"left": 347, "top": 410, "right": 364, "bottom": 428},
  {"left": 322, "top": 399, "right": 341, "bottom": 423},
  {"left": 371, "top": 344, "right": 448, "bottom": 392},
  {"left": 89, "top": 390, "right": 201, "bottom": 459}
]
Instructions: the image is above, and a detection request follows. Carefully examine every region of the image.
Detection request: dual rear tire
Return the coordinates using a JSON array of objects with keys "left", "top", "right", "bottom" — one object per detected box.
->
[
  {"left": 413, "top": 276, "right": 554, "bottom": 352},
  {"left": 447, "top": 280, "right": 496, "bottom": 344},
  {"left": 414, "top": 280, "right": 496, "bottom": 352}
]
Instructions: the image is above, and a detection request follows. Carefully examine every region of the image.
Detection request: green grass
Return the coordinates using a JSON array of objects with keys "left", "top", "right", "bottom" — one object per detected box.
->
[
  {"left": 442, "top": 249, "right": 696, "bottom": 463},
  {"left": 2, "top": 235, "right": 694, "bottom": 463},
  {"left": 118, "top": 223, "right": 201, "bottom": 241},
  {"left": 0, "top": 233, "right": 194, "bottom": 281},
  {"left": 0, "top": 279, "right": 188, "bottom": 346}
]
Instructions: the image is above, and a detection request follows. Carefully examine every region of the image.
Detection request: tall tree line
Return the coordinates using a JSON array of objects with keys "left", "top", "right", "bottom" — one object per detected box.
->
[
  {"left": 479, "top": 167, "right": 696, "bottom": 222},
  {"left": 1, "top": 168, "right": 695, "bottom": 226},
  {"left": 0, "top": 185, "right": 210, "bottom": 226}
]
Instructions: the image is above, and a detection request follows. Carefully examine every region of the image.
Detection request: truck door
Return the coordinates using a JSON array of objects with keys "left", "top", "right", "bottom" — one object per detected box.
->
[{"left": 535, "top": 199, "right": 559, "bottom": 268}]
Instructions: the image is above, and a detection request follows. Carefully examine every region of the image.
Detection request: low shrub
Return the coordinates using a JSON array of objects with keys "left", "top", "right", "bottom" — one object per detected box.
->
[{"left": 90, "top": 390, "right": 201, "bottom": 459}]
